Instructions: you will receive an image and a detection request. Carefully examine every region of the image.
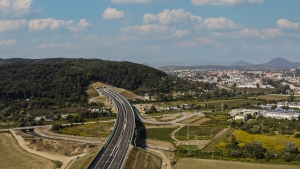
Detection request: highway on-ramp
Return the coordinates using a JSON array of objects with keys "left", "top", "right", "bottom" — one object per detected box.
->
[{"left": 87, "top": 88, "right": 135, "bottom": 169}]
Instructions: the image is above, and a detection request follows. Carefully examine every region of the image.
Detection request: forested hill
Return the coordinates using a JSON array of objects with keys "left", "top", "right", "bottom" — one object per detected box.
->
[{"left": 0, "top": 58, "right": 173, "bottom": 108}]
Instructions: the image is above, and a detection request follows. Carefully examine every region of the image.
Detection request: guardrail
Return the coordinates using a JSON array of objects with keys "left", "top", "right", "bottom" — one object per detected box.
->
[
  {"left": 87, "top": 89, "right": 121, "bottom": 169},
  {"left": 110, "top": 91, "right": 136, "bottom": 169}
]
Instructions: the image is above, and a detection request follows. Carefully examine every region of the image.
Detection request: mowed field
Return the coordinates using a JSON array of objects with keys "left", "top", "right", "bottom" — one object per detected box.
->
[
  {"left": 176, "top": 126, "right": 224, "bottom": 140},
  {"left": 142, "top": 127, "right": 178, "bottom": 142},
  {"left": 257, "top": 94, "right": 300, "bottom": 101},
  {"left": 124, "top": 147, "right": 161, "bottom": 169},
  {"left": 0, "top": 133, "right": 56, "bottom": 169},
  {"left": 174, "top": 158, "right": 300, "bottom": 169}
]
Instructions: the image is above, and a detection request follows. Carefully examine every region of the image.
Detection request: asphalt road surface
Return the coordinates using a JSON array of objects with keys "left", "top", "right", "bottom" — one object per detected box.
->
[{"left": 88, "top": 88, "right": 135, "bottom": 169}]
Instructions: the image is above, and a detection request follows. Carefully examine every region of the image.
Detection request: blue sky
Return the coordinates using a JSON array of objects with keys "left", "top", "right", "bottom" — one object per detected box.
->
[{"left": 1, "top": 0, "right": 300, "bottom": 67}]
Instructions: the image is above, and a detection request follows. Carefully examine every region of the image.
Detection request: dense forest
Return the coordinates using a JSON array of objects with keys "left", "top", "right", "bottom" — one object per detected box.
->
[{"left": 0, "top": 58, "right": 196, "bottom": 110}]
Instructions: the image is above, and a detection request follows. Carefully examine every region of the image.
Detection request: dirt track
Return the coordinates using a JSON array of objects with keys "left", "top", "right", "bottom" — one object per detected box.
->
[{"left": 11, "top": 130, "right": 100, "bottom": 169}]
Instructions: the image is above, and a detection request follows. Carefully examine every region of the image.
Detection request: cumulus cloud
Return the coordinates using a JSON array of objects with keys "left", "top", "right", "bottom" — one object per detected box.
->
[
  {"left": 28, "top": 18, "right": 73, "bottom": 31},
  {"left": 122, "top": 24, "right": 190, "bottom": 39},
  {"left": 0, "top": 0, "right": 40, "bottom": 18},
  {"left": 276, "top": 19, "right": 299, "bottom": 29},
  {"left": 28, "top": 18, "right": 92, "bottom": 33},
  {"left": 0, "top": 39, "right": 17, "bottom": 46},
  {"left": 173, "top": 30, "right": 190, "bottom": 38},
  {"left": 122, "top": 24, "right": 173, "bottom": 35},
  {"left": 102, "top": 7, "right": 125, "bottom": 20},
  {"left": 143, "top": 9, "right": 202, "bottom": 25},
  {"left": 197, "top": 17, "right": 243, "bottom": 30},
  {"left": 0, "top": 19, "right": 27, "bottom": 32},
  {"left": 191, "top": 0, "right": 264, "bottom": 6},
  {"left": 212, "top": 28, "right": 281, "bottom": 39},
  {"left": 67, "top": 19, "right": 93, "bottom": 33},
  {"left": 111, "top": 0, "right": 152, "bottom": 4}
]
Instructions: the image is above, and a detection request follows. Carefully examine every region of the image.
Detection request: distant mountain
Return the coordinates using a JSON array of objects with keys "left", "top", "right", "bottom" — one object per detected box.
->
[
  {"left": 159, "top": 57, "right": 300, "bottom": 70},
  {"left": 256, "top": 58, "right": 300, "bottom": 69},
  {"left": 232, "top": 61, "right": 252, "bottom": 66}
]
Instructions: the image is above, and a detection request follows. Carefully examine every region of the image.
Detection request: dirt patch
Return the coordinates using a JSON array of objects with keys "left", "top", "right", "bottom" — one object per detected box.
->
[
  {"left": 24, "top": 137, "right": 101, "bottom": 156},
  {"left": 137, "top": 139, "right": 176, "bottom": 151},
  {"left": 185, "top": 112, "right": 194, "bottom": 115}
]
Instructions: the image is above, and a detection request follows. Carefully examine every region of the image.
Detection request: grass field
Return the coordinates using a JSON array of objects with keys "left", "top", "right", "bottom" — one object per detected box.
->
[
  {"left": 124, "top": 147, "right": 161, "bottom": 169},
  {"left": 120, "top": 90, "right": 139, "bottom": 99},
  {"left": 202, "top": 127, "right": 234, "bottom": 151},
  {"left": 142, "top": 127, "right": 178, "bottom": 142},
  {"left": 0, "top": 133, "right": 57, "bottom": 169},
  {"left": 86, "top": 84, "right": 99, "bottom": 99},
  {"left": 206, "top": 99, "right": 257, "bottom": 108},
  {"left": 56, "top": 122, "right": 114, "bottom": 138},
  {"left": 176, "top": 126, "right": 224, "bottom": 140},
  {"left": 217, "top": 130, "right": 300, "bottom": 152},
  {"left": 256, "top": 95, "right": 300, "bottom": 101},
  {"left": 68, "top": 152, "right": 98, "bottom": 169},
  {"left": 180, "top": 116, "right": 204, "bottom": 124},
  {"left": 235, "top": 88, "right": 273, "bottom": 93},
  {"left": 173, "top": 158, "right": 300, "bottom": 169}
]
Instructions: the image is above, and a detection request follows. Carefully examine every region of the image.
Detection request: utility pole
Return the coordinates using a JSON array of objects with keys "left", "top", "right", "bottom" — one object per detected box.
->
[
  {"left": 221, "top": 102, "right": 224, "bottom": 112},
  {"left": 187, "top": 116, "right": 190, "bottom": 139}
]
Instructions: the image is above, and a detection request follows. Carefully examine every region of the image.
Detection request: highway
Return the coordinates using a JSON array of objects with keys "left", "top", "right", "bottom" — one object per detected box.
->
[{"left": 88, "top": 88, "right": 135, "bottom": 169}]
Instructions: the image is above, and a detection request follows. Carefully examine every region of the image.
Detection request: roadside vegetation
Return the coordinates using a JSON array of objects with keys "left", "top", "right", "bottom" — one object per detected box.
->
[
  {"left": 52, "top": 122, "right": 114, "bottom": 138},
  {"left": 124, "top": 147, "right": 161, "bottom": 169},
  {"left": 68, "top": 152, "right": 98, "bottom": 169}
]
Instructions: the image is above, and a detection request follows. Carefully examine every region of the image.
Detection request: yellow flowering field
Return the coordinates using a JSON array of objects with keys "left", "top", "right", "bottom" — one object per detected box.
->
[{"left": 217, "top": 130, "right": 300, "bottom": 152}]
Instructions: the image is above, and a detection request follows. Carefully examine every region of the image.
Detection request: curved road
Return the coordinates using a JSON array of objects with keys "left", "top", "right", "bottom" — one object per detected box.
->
[{"left": 88, "top": 88, "right": 135, "bottom": 169}]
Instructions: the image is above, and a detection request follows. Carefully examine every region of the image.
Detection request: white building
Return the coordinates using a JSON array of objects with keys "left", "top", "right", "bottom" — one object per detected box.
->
[
  {"left": 235, "top": 115, "right": 247, "bottom": 121},
  {"left": 277, "top": 102, "right": 300, "bottom": 109},
  {"left": 264, "top": 111, "right": 299, "bottom": 120}
]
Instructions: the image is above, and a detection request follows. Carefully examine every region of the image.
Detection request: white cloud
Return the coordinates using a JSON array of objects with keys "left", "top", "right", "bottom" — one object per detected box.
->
[
  {"left": 143, "top": 9, "right": 202, "bottom": 25},
  {"left": 0, "top": 0, "right": 39, "bottom": 18},
  {"left": 276, "top": 19, "right": 299, "bottom": 29},
  {"left": 0, "top": 39, "right": 17, "bottom": 46},
  {"left": 28, "top": 18, "right": 73, "bottom": 31},
  {"left": 102, "top": 7, "right": 125, "bottom": 20},
  {"left": 28, "top": 18, "right": 92, "bottom": 33},
  {"left": 0, "top": 19, "right": 27, "bottom": 32},
  {"left": 197, "top": 17, "right": 243, "bottom": 30},
  {"left": 67, "top": 19, "right": 93, "bottom": 33},
  {"left": 175, "top": 37, "right": 214, "bottom": 48},
  {"left": 36, "top": 43, "right": 82, "bottom": 50},
  {"left": 191, "top": 0, "right": 264, "bottom": 6},
  {"left": 212, "top": 28, "right": 281, "bottom": 39},
  {"left": 122, "top": 24, "right": 190, "bottom": 39},
  {"left": 111, "top": 0, "right": 152, "bottom": 4},
  {"left": 173, "top": 30, "right": 190, "bottom": 38},
  {"left": 122, "top": 24, "right": 173, "bottom": 35}
]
